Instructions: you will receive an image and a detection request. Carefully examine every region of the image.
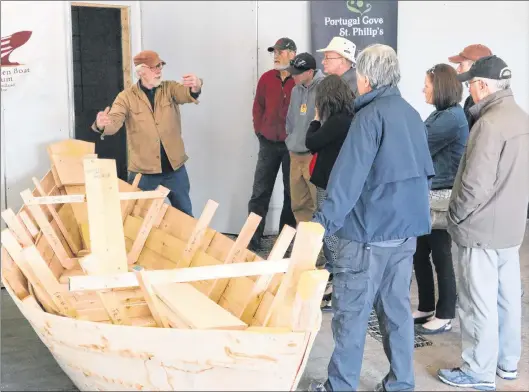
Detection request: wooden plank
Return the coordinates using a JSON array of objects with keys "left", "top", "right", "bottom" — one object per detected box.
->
[
  {"left": 78, "top": 254, "right": 103, "bottom": 275},
  {"left": 155, "top": 300, "right": 191, "bottom": 329},
  {"left": 80, "top": 223, "right": 90, "bottom": 250},
  {"left": 153, "top": 283, "right": 247, "bottom": 330},
  {"left": 127, "top": 186, "right": 170, "bottom": 265},
  {"left": 50, "top": 154, "right": 98, "bottom": 185},
  {"left": 132, "top": 266, "right": 169, "bottom": 328},
  {"left": 19, "top": 211, "right": 39, "bottom": 239},
  {"left": 120, "top": 6, "right": 132, "bottom": 89},
  {"left": 206, "top": 213, "right": 261, "bottom": 297},
  {"left": 0, "top": 246, "right": 30, "bottom": 300},
  {"left": 19, "top": 191, "right": 77, "bottom": 270},
  {"left": 46, "top": 139, "right": 95, "bottom": 157},
  {"left": 64, "top": 185, "right": 88, "bottom": 226},
  {"left": 69, "top": 258, "right": 291, "bottom": 292},
  {"left": 236, "top": 224, "right": 296, "bottom": 320},
  {"left": 23, "top": 190, "right": 167, "bottom": 205},
  {"left": 96, "top": 291, "right": 131, "bottom": 325},
  {"left": 71, "top": 2, "right": 127, "bottom": 9},
  {"left": 121, "top": 173, "right": 142, "bottom": 222},
  {"left": 21, "top": 246, "right": 78, "bottom": 318},
  {"left": 50, "top": 165, "right": 63, "bottom": 188},
  {"left": 1, "top": 230, "right": 59, "bottom": 314},
  {"left": 152, "top": 203, "right": 168, "bottom": 228},
  {"left": 1, "top": 208, "right": 34, "bottom": 246},
  {"left": 32, "top": 177, "right": 80, "bottom": 254},
  {"left": 83, "top": 158, "right": 128, "bottom": 274},
  {"left": 179, "top": 199, "right": 218, "bottom": 268},
  {"left": 291, "top": 269, "right": 329, "bottom": 331},
  {"left": 263, "top": 222, "right": 324, "bottom": 328}
]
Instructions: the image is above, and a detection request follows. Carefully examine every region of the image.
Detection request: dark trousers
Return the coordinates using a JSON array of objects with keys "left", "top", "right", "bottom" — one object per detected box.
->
[
  {"left": 412, "top": 230, "right": 456, "bottom": 319},
  {"left": 128, "top": 165, "right": 193, "bottom": 217},
  {"left": 248, "top": 135, "right": 296, "bottom": 244},
  {"left": 326, "top": 238, "right": 417, "bottom": 391}
]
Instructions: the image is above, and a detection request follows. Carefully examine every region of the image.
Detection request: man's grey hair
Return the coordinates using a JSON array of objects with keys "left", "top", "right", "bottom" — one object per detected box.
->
[
  {"left": 355, "top": 44, "right": 400, "bottom": 89},
  {"left": 474, "top": 77, "right": 511, "bottom": 93}
]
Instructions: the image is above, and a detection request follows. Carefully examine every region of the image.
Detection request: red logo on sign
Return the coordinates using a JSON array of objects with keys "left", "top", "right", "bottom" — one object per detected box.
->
[{"left": 1, "top": 31, "right": 32, "bottom": 66}]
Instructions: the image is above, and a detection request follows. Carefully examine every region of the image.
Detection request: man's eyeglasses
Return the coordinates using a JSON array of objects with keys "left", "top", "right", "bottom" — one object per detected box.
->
[
  {"left": 322, "top": 56, "right": 342, "bottom": 62},
  {"left": 465, "top": 80, "right": 479, "bottom": 88},
  {"left": 150, "top": 62, "right": 165, "bottom": 71}
]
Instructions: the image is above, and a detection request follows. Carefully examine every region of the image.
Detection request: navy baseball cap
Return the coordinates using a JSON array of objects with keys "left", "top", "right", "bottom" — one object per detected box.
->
[
  {"left": 457, "top": 55, "right": 512, "bottom": 82},
  {"left": 267, "top": 37, "right": 297, "bottom": 52},
  {"left": 286, "top": 53, "right": 317, "bottom": 75}
]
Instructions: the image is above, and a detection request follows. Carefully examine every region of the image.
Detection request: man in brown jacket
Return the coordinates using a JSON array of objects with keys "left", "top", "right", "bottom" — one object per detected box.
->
[
  {"left": 438, "top": 55, "right": 529, "bottom": 390},
  {"left": 92, "top": 50, "right": 203, "bottom": 216}
]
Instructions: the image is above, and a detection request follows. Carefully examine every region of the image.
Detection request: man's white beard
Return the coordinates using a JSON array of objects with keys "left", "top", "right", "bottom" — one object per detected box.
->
[
  {"left": 274, "top": 63, "right": 289, "bottom": 71},
  {"left": 152, "top": 78, "right": 162, "bottom": 87}
]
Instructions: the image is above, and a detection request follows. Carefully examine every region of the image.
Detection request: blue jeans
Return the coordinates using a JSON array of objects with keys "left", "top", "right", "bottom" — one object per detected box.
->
[
  {"left": 325, "top": 237, "right": 417, "bottom": 391},
  {"left": 128, "top": 165, "right": 193, "bottom": 217}
]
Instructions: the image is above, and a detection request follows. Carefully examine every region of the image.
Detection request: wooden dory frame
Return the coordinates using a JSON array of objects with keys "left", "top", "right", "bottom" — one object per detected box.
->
[{"left": 0, "top": 139, "right": 329, "bottom": 391}]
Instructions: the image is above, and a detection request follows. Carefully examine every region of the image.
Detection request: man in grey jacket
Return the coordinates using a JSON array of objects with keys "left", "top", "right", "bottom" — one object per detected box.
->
[
  {"left": 285, "top": 53, "right": 325, "bottom": 223},
  {"left": 438, "top": 55, "right": 529, "bottom": 391}
]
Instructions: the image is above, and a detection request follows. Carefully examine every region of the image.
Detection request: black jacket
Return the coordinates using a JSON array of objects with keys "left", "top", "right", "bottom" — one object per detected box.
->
[
  {"left": 305, "top": 112, "right": 353, "bottom": 189},
  {"left": 463, "top": 95, "right": 475, "bottom": 129}
]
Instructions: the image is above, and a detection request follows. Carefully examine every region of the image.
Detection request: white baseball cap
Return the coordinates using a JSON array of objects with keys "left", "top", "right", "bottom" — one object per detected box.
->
[{"left": 317, "top": 37, "right": 357, "bottom": 63}]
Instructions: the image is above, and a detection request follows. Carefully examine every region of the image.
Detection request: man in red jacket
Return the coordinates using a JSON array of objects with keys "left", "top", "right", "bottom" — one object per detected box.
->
[{"left": 248, "top": 37, "right": 298, "bottom": 250}]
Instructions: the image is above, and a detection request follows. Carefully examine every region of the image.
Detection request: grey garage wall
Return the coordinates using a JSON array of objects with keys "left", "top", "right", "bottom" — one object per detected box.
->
[{"left": 140, "top": 1, "right": 260, "bottom": 234}]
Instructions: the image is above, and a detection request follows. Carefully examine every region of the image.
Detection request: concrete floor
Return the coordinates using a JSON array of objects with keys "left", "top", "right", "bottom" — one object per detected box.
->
[{"left": 1, "top": 224, "right": 528, "bottom": 391}]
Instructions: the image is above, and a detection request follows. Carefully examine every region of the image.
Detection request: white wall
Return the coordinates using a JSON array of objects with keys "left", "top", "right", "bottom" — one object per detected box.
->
[
  {"left": 397, "top": 1, "right": 529, "bottom": 120},
  {"left": 140, "top": 1, "right": 259, "bottom": 234},
  {"left": 0, "top": 0, "right": 141, "bottom": 214},
  {"left": 2, "top": 1, "right": 71, "bottom": 213}
]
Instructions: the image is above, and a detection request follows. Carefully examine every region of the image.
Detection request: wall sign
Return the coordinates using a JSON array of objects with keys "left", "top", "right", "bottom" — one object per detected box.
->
[
  {"left": 310, "top": 0, "right": 398, "bottom": 64},
  {"left": 1, "top": 30, "right": 32, "bottom": 92}
]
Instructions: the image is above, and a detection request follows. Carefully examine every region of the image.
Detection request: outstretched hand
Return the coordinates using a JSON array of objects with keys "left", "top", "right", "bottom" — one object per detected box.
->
[
  {"left": 96, "top": 106, "right": 111, "bottom": 129},
  {"left": 182, "top": 74, "right": 202, "bottom": 93}
]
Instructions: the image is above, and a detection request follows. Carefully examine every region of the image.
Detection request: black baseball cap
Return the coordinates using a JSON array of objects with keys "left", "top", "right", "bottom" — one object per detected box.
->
[
  {"left": 267, "top": 37, "right": 297, "bottom": 52},
  {"left": 457, "top": 55, "right": 512, "bottom": 82},
  {"left": 286, "top": 53, "right": 317, "bottom": 75}
]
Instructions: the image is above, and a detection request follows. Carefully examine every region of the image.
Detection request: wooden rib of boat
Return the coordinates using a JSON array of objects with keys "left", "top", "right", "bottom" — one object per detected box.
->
[{"left": 0, "top": 139, "right": 328, "bottom": 391}]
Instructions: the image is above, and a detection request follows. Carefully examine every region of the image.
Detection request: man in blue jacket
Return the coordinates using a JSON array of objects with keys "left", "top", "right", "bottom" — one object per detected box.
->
[{"left": 309, "top": 44, "right": 435, "bottom": 392}]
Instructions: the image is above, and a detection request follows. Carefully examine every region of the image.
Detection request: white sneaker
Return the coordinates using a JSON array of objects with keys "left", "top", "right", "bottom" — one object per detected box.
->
[{"left": 496, "top": 366, "right": 517, "bottom": 380}]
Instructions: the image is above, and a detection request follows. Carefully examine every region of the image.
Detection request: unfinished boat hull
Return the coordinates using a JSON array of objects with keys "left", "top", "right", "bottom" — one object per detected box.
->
[
  {"left": 6, "top": 283, "right": 316, "bottom": 391},
  {"left": 1, "top": 140, "right": 328, "bottom": 391}
]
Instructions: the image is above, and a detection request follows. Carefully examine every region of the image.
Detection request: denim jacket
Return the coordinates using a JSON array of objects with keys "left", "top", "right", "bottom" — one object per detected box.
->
[
  {"left": 425, "top": 105, "right": 469, "bottom": 190},
  {"left": 312, "top": 85, "right": 434, "bottom": 243}
]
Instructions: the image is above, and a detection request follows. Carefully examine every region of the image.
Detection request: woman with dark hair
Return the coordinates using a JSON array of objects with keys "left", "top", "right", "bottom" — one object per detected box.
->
[
  {"left": 305, "top": 74, "right": 355, "bottom": 310},
  {"left": 413, "top": 63, "right": 469, "bottom": 334}
]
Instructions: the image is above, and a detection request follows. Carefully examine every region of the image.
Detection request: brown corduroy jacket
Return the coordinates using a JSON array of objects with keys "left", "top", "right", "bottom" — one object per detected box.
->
[{"left": 91, "top": 81, "right": 199, "bottom": 174}]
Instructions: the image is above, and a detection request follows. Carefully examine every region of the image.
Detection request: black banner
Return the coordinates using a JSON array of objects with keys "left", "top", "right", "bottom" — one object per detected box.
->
[{"left": 310, "top": 0, "right": 398, "bottom": 64}]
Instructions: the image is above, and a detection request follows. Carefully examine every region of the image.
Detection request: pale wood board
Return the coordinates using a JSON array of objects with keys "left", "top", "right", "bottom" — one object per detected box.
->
[
  {"left": 153, "top": 282, "right": 247, "bottom": 330},
  {"left": 83, "top": 158, "right": 128, "bottom": 274}
]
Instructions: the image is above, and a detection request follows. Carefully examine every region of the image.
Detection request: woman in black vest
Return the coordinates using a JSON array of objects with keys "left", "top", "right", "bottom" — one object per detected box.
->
[
  {"left": 413, "top": 64, "right": 469, "bottom": 334},
  {"left": 306, "top": 74, "right": 355, "bottom": 310}
]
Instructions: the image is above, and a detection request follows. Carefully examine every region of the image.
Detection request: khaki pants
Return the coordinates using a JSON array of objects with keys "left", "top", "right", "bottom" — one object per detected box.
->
[
  {"left": 289, "top": 152, "right": 317, "bottom": 223},
  {"left": 456, "top": 244, "right": 522, "bottom": 382}
]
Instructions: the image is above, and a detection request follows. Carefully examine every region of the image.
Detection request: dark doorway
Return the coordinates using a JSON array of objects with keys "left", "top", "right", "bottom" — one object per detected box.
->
[{"left": 71, "top": 5, "right": 128, "bottom": 181}]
